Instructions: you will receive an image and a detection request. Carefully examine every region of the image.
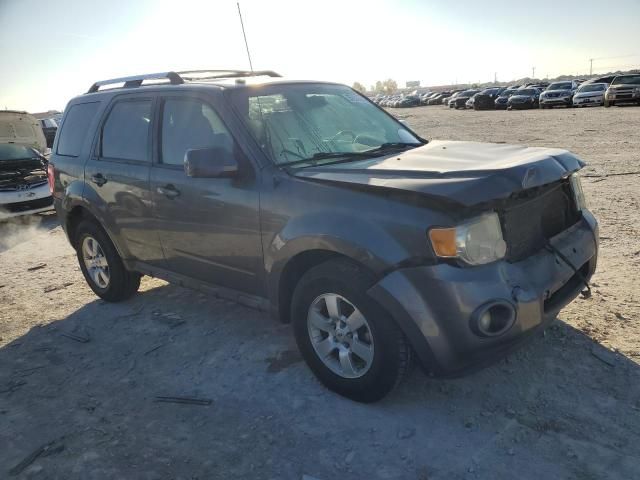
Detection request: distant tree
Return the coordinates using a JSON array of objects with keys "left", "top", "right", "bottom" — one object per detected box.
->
[
  {"left": 382, "top": 79, "right": 398, "bottom": 94},
  {"left": 352, "top": 82, "right": 366, "bottom": 93},
  {"left": 375, "top": 81, "right": 384, "bottom": 93}
]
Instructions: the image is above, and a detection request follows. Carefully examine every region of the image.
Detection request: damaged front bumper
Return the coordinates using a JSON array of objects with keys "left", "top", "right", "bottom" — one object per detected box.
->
[{"left": 368, "top": 211, "right": 598, "bottom": 376}]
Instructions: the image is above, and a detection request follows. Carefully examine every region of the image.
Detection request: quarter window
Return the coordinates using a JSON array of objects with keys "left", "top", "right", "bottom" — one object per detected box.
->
[
  {"left": 56, "top": 102, "right": 100, "bottom": 157},
  {"left": 160, "top": 98, "right": 233, "bottom": 166},
  {"left": 101, "top": 100, "right": 152, "bottom": 162}
]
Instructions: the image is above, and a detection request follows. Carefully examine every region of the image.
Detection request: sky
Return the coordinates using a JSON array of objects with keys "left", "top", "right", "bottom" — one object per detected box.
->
[{"left": 1, "top": 0, "right": 639, "bottom": 112}]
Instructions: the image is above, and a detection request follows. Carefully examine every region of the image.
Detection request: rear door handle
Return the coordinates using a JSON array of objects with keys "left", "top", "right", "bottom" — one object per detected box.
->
[
  {"left": 90, "top": 173, "right": 107, "bottom": 186},
  {"left": 157, "top": 184, "right": 180, "bottom": 199}
]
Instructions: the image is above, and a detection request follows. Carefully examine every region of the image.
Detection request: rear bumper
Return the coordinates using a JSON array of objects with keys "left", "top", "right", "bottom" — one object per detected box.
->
[{"left": 369, "top": 211, "right": 598, "bottom": 376}]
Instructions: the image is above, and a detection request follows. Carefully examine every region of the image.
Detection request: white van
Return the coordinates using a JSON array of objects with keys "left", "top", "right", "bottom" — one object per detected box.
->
[{"left": 0, "top": 111, "right": 53, "bottom": 219}]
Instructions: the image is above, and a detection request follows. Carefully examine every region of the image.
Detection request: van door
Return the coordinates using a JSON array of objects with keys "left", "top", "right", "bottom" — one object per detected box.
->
[
  {"left": 83, "top": 95, "right": 164, "bottom": 265},
  {"left": 150, "top": 94, "right": 262, "bottom": 295}
]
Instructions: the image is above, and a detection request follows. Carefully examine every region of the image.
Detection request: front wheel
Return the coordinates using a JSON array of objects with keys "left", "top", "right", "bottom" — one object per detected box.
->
[
  {"left": 291, "top": 259, "right": 411, "bottom": 403},
  {"left": 75, "top": 220, "right": 141, "bottom": 302}
]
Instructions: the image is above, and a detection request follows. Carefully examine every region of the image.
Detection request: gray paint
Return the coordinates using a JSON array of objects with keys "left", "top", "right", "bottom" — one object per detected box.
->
[{"left": 51, "top": 80, "right": 598, "bottom": 375}]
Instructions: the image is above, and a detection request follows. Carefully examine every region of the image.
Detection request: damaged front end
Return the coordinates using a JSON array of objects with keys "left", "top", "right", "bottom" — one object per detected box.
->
[{"left": 0, "top": 146, "right": 53, "bottom": 219}]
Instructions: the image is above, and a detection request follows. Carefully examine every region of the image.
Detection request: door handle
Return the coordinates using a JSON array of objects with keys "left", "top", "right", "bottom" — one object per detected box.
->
[
  {"left": 90, "top": 173, "right": 107, "bottom": 186},
  {"left": 157, "top": 184, "right": 180, "bottom": 199}
]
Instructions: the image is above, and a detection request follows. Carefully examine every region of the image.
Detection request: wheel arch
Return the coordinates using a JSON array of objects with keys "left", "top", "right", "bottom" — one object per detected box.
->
[
  {"left": 64, "top": 205, "right": 127, "bottom": 260},
  {"left": 272, "top": 248, "right": 378, "bottom": 324}
]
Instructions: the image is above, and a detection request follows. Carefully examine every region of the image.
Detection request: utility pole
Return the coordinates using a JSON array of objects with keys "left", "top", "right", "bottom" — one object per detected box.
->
[
  {"left": 589, "top": 58, "right": 593, "bottom": 75},
  {"left": 494, "top": 72, "right": 497, "bottom": 83},
  {"left": 532, "top": 66, "right": 536, "bottom": 79}
]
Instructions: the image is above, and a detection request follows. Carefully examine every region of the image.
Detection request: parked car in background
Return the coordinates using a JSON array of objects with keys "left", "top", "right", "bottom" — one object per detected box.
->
[
  {"left": 494, "top": 87, "right": 520, "bottom": 110},
  {"left": 422, "top": 92, "right": 441, "bottom": 105},
  {"left": 39, "top": 117, "right": 59, "bottom": 148},
  {"left": 50, "top": 70, "right": 597, "bottom": 402},
  {"left": 507, "top": 88, "right": 541, "bottom": 110},
  {"left": 465, "top": 94, "right": 478, "bottom": 109},
  {"left": 539, "top": 81, "right": 579, "bottom": 108},
  {"left": 604, "top": 74, "right": 640, "bottom": 107},
  {"left": 473, "top": 87, "right": 505, "bottom": 110},
  {"left": 573, "top": 82, "right": 608, "bottom": 107},
  {"left": 452, "top": 89, "right": 480, "bottom": 109},
  {"left": 445, "top": 90, "right": 464, "bottom": 107},
  {"left": 398, "top": 95, "right": 421, "bottom": 108},
  {"left": 0, "top": 111, "right": 52, "bottom": 219},
  {"left": 428, "top": 92, "right": 452, "bottom": 106}
]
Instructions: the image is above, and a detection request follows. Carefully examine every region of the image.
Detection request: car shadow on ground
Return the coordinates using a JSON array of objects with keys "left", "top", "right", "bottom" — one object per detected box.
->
[
  {"left": 0, "top": 212, "right": 59, "bottom": 253},
  {"left": 1, "top": 282, "right": 639, "bottom": 479}
]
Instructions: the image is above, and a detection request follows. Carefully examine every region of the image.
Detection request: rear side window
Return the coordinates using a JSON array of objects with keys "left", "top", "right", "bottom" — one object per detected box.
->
[
  {"left": 160, "top": 98, "right": 232, "bottom": 166},
  {"left": 56, "top": 102, "right": 100, "bottom": 157},
  {"left": 101, "top": 100, "right": 152, "bottom": 162}
]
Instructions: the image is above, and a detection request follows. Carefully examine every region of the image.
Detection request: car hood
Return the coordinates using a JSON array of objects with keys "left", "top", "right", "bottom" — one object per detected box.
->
[
  {"left": 293, "top": 141, "right": 585, "bottom": 206},
  {"left": 575, "top": 91, "right": 604, "bottom": 98},
  {"left": 292, "top": 141, "right": 585, "bottom": 207},
  {"left": 509, "top": 95, "right": 533, "bottom": 100}
]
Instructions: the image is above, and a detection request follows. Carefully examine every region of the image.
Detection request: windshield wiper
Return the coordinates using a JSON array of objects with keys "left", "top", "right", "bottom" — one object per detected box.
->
[{"left": 280, "top": 151, "right": 378, "bottom": 167}]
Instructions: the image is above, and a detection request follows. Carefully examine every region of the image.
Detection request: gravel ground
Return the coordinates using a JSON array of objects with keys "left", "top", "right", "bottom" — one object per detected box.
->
[{"left": 1, "top": 105, "right": 639, "bottom": 479}]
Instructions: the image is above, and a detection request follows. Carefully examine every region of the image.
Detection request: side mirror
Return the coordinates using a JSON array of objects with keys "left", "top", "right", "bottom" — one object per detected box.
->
[{"left": 184, "top": 147, "right": 238, "bottom": 178}]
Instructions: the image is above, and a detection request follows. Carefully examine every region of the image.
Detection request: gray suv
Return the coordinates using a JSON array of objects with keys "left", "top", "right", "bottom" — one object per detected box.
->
[{"left": 50, "top": 70, "right": 598, "bottom": 402}]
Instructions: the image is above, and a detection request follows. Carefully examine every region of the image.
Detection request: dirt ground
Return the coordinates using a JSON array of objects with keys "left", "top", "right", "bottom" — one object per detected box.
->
[{"left": 1, "top": 105, "right": 639, "bottom": 480}]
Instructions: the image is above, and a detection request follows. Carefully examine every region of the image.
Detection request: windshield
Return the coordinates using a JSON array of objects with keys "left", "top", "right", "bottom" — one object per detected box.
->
[
  {"left": 516, "top": 89, "right": 537, "bottom": 95},
  {"left": 0, "top": 144, "right": 39, "bottom": 162},
  {"left": 481, "top": 88, "right": 500, "bottom": 95},
  {"left": 547, "top": 82, "right": 572, "bottom": 90},
  {"left": 461, "top": 90, "right": 478, "bottom": 96},
  {"left": 612, "top": 75, "right": 640, "bottom": 85},
  {"left": 228, "top": 84, "right": 421, "bottom": 165},
  {"left": 578, "top": 84, "right": 606, "bottom": 92}
]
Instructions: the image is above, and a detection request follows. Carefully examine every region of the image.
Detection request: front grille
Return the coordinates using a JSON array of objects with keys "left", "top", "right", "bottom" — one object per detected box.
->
[
  {"left": 3, "top": 195, "right": 53, "bottom": 213},
  {"left": 500, "top": 180, "right": 581, "bottom": 262}
]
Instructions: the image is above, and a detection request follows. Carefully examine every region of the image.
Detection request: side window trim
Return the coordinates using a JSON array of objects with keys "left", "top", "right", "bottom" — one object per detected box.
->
[
  {"left": 96, "top": 96, "right": 155, "bottom": 165},
  {"left": 155, "top": 93, "right": 235, "bottom": 169}
]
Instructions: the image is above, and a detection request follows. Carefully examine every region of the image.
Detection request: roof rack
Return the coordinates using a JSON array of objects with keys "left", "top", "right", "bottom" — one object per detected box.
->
[
  {"left": 87, "top": 72, "right": 184, "bottom": 93},
  {"left": 87, "top": 69, "right": 281, "bottom": 94}
]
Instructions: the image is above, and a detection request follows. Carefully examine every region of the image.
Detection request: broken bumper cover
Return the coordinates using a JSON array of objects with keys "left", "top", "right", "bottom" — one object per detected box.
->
[{"left": 368, "top": 211, "right": 598, "bottom": 376}]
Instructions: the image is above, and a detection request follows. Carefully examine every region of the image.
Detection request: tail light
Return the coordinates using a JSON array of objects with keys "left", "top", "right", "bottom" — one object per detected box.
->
[{"left": 47, "top": 163, "right": 55, "bottom": 194}]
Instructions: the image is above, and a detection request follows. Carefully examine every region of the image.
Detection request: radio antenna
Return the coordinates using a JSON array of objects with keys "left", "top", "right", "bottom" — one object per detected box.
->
[{"left": 237, "top": 2, "right": 254, "bottom": 72}]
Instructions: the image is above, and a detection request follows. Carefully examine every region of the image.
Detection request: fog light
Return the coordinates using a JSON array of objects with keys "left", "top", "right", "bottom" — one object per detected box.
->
[{"left": 471, "top": 301, "right": 516, "bottom": 337}]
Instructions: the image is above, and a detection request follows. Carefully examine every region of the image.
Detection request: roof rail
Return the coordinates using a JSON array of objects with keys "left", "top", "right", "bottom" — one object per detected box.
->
[
  {"left": 87, "top": 71, "right": 184, "bottom": 93},
  {"left": 86, "top": 69, "right": 281, "bottom": 94},
  {"left": 177, "top": 69, "right": 282, "bottom": 81}
]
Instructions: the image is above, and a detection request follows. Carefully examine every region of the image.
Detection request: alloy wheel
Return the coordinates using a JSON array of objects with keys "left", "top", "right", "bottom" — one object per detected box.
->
[
  {"left": 307, "top": 293, "right": 374, "bottom": 379},
  {"left": 82, "top": 236, "right": 110, "bottom": 289}
]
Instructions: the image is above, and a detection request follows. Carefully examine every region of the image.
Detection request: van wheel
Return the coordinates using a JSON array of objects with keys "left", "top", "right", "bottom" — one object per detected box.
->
[
  {"left": 75, "top": 220, "right": 141, "bottom": 302},
  {"left": 291, "top": 259, "right": 411, "bottom": 403}
]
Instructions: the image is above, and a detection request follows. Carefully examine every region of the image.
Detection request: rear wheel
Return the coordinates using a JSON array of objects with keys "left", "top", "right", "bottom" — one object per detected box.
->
[
  {"left": 75, "top": 220, "right": 140, "bottom": 302},
  {"left": 291, "top": 259, "right": 411, "bottom": 403}
]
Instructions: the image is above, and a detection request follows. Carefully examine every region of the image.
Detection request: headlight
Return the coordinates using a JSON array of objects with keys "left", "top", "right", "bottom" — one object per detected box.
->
[
  {"left": 428, "top": 212, "right": 507, "bottom": 266},
  {"left": 569, "top": 174, "right": 587, "bottom": 211},
  {"left": 634, "top": 87, "right": 640, "bottom": 94}
]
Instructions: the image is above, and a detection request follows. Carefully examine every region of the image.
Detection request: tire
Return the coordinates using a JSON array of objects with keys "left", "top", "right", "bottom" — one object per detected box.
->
[
  {"left": 291, "top": 259, "right": 411, "bottom": 403},
  {"left": 74, "top": 220, "right": 141, "bottom": 302},
  {"left": 604, "top": 100, "right": 611, "bottom": 107}
]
